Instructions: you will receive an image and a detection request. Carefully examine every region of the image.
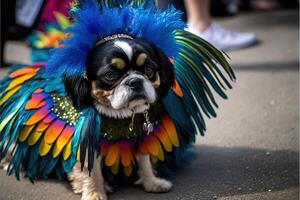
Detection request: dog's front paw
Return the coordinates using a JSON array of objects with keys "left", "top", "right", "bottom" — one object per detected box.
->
[
  {"left": 135, "top": 177, "right": 172, "bottom": 193},
  {"left": 81, "top": 191, "right": 107, "bottom": 200}
]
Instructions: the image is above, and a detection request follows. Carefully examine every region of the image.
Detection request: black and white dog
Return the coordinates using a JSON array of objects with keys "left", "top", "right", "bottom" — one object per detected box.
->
[{"left": 64, "top": 36, "right": 175, "bottom": 200}]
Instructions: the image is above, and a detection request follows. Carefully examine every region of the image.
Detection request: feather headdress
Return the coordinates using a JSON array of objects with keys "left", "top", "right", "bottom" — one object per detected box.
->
[{"left": 46, "top": 0, "right": 185, "bottom": 76}]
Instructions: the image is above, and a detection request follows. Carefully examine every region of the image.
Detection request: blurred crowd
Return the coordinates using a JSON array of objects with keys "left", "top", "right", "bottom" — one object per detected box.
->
[{"left": 1, "top": 0, "right": 299, "bottom": 67}]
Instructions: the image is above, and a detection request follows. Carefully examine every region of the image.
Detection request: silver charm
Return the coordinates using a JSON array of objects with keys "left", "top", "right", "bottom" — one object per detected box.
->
[{"left": 143, "top": 110, "right": 153, "bottom": 135}]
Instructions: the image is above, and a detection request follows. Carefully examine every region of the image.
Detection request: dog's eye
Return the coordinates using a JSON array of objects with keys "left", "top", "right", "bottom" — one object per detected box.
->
[
  {"left": 103, "top": 71, "right": 118, "bottom": 81},
  {"left": 144, "top": 66, "right": 155, "bottom": 79}
]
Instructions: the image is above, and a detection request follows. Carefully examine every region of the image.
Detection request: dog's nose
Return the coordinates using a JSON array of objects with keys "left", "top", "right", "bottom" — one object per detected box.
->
[{"left": 127, "top": 78, "right": 143, "bottom": 91}]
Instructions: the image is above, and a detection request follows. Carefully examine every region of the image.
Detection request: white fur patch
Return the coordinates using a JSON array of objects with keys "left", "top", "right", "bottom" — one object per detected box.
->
[
  {"left": 114, "top": 41, "right": 133, "bottom": 60},
  {"left": 135, "top": 154, "right": 173, "bottom": 193},
  {"left": 110, "top": 72, "right": 156, "bottom": 108},
  {"left": 94, "top": 102, "right": 150, "bottom": 119},
  {"left": 94, "top": 72, "right": 156, "bottom": 119}
]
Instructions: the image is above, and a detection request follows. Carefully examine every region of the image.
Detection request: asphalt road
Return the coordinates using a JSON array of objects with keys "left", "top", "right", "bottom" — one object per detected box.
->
[{"left": 0, "top": 9, "right": 299, "bottom": 200}]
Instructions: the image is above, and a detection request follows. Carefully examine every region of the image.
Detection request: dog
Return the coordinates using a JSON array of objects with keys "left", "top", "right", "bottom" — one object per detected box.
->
[
  {"left": 64, "top": 36, "right": 175, "bottom": 200},
  {"left": 0, "top": 2, "right": 234, "bottom": 200}
]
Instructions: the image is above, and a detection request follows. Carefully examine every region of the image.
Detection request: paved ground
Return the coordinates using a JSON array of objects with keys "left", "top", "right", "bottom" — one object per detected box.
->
[{"left": 0, "top": 9, "right": 299, "bottom": 200}]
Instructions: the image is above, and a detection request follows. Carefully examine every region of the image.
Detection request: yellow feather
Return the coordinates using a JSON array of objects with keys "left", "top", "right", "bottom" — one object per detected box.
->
[
  {"left": 76, "top": 145, "right": 81, "bottom": 161},
  {"left": 146, "top": 135, "right": 159, "bottom": 156},
  {"left": 156, "top": 142, "right": 164, "bottom": 161},
  {"left": 53, "top": 11, "right": 71, "bottom": 30},
  {"left": 123, "top": 164, "right": 132, "bottom": 177},
  {"left": 39, "top": 139, "right": 52, "bottom": 156},
  {"left": 105, "top": 143, "right": 120, "bottom": 167},
  {"left": 0, "top": 86, "right": 21, "bottom": 106},
  {"left": 5, "top": 73, "right": 36, "bottom": 92},
  {"left": 28, "top": 131, "right": 43, "bottom": 146},
  {"left": 150, "top": 155, "right": 158, "bottom": 164},
  {"left": 155, "top": 129, "right": 173, "bottom": 152},
  {"left": 0, "top": 107, "right": 18, "bottom": 133},
  {"left": 63, "top": 139, "right": 72, "bottom": 160},
  {"left": 111, "top": 158, "right": 120, "bottom": 175},
  {"left": 52, "top": 143, "right": 61, "bottom": 158},
  {"left": 18, "top": 125, "right": 35, "bottom": 142},
  {"left": 161, "top": 117, "right": 180, "bottom": 147}
]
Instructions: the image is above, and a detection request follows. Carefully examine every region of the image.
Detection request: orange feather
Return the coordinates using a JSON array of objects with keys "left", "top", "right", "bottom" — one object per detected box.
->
[
  {"left": 105, "top": 143, "right": 120, "bottom": 167},
  {"left": 161, "top": 115, "right": 179, "bottom": 147},
  {"left": 26, "top": 105, "right": 50, "bottom": 125},
  {"left": 172, "top": 79, "right": 183, "bottom": 97},
  {"left": 43, "top": 113, "right": 56, "bottom": 124},
  {"left": 25, "top": 93, "right": 47, "bottom": 110},
  {"left": 34, "top": 88, "right": 43, "bottom": 93},
  {"left": 154, "top": 128, "right": 173, "bottom": 152},
  {"left": 138, "top": 140, "right": 148, "bottom": 154},
  {"left": 44, "top": 119, "right": 66, "bottom": 144},
  {"left": 52, "top": 126, "right": 74, "bottom": 158},
  {"left": 35, "top": 120, "right": 50, "bottom": 132},
  {"left": 9, "top": 66, "right": 40, "bottom": 78},
  {"left": 120, "top": 141, "right": 132, "bottom": 167},
  {"left": 145, "top": 135, "right": 160, "bottom": 156},
  {"left": 5, "top": 73, "right": 36, "bottom": 92}
]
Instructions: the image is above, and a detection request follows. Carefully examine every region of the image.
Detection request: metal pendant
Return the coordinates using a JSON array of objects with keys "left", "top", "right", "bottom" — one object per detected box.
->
[{"left": 143, "top": 122, "right": 154, "bottom": 135}]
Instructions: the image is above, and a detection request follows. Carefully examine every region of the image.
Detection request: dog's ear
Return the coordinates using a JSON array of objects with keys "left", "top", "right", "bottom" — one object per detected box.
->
[
  {"left": 155, "top": 48, "right": 175, "bottom": 96},
  {"left": 64, "top": 74, "right": 93, "bottom": 110}
]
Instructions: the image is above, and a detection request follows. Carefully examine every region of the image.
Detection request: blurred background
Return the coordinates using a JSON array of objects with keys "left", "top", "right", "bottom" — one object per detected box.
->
[{"left": 0, "top": 0, "right": 299, "bottom": 199}]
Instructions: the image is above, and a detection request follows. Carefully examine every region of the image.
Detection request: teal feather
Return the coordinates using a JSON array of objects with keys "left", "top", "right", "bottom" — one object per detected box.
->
[
  {"left": 79, "top": 107, "right": 101, "bottom": 172},
  {"left": 39, "top": 154, "right": 52, "bottom": 178},
  {"left": 44, "top": 156, "right": 59, "bottom": 176},
  {"left": 175, "top": 60, "right": 217, "bottom": 117},
  {"left": 166, "top": 30, "right": 235, "bottom": 139},
  {"left": 26, "top": 140, "right": 41, "bottom": 181},
  {"left": 2, "top": 111, "right": 34, "bottom": 158},
  {"left": 7, "top": 142, "right": 29, "bottom": 180},
  {"left": 162, "top": 91, "right": 195, "bottom": 133}
]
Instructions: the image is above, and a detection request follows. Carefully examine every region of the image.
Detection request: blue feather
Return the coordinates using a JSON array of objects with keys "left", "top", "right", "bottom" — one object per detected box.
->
[{"left": 46, "top": 0, "right": 184, "bottom": 76}]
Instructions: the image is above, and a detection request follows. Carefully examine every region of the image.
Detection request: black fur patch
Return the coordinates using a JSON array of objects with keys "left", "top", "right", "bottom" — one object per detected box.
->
[{"left": 64, "top": 74, "right": 93, "bottom": 110}]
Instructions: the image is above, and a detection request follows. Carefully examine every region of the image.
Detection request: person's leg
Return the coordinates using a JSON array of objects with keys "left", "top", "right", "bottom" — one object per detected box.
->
[
  {"left": 184, "top": 0, "right": 211, "bottom": 32},
  {"left": 184, "top": 0, "right": 257, "bottom": 51}
]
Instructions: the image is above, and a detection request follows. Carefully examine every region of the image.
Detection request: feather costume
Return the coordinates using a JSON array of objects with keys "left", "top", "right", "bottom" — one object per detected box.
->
[{"left": 0, "top": 0, "right": 235, "bottom": 181}]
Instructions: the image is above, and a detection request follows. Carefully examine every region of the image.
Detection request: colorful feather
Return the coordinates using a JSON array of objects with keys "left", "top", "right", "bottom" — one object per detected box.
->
[
  {"left": 120, "top": 141, "right": 132, "bottom": 167},
  {"left": 26, "top": 105, "right": 51, "bottom": 126},
  {"left": 161, "top": 115, "right": 179, "bottom": 147},
  {"left": 52, "top": 125, "right": 74, "bottom": 158},
  {"left": 105, "top": 143, "right": 120, "bottom": 167},
  {"left": 44, "top": 119, "right": 66, "bottom": 144}
]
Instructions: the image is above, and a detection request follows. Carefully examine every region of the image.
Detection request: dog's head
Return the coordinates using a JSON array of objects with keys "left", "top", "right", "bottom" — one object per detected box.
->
[{"left": 64, "top": 37, "right": 174, "bottom": 118}]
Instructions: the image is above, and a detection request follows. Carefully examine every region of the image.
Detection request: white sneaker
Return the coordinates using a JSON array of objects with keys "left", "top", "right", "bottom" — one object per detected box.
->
[{"left": 186, "top": 23, "right": 257, "bottom": 51}]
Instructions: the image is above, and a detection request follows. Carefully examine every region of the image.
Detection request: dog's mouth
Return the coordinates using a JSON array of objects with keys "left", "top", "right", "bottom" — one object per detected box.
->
[
  {"left": 128, "top": 93, "right": 147, "bottom": 102},
  {"left": 122, "top": 92, "right": 151, "bottom": 113}
]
